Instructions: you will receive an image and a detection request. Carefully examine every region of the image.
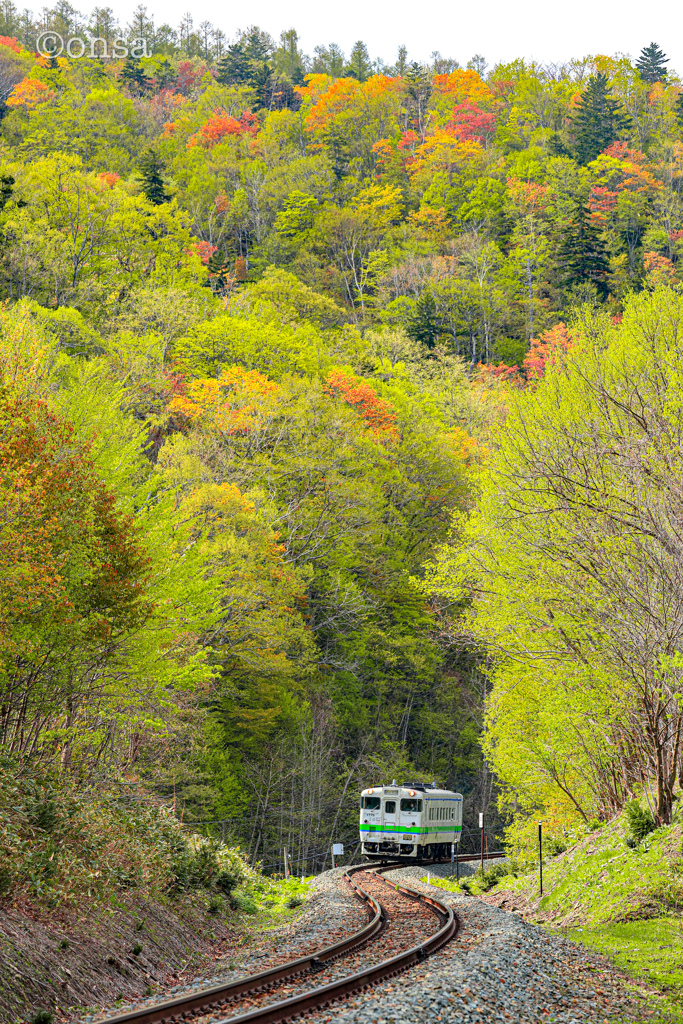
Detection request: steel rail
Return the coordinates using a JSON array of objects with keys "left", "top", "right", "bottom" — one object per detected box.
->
[
  {"left": 84, "top": 865, "right": 383, "bottom": 1024},
  {"left": 187, "top": 863, "right": 457, "bottom": 1024},
  {"left": 84, "top": 852, "right": 505, "bottom": 1024}
]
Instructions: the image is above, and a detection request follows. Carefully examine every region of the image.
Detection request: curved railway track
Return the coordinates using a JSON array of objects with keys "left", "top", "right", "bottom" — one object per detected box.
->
[{"left": 89, "top": 853, "right": 504, "bottom": 1024}]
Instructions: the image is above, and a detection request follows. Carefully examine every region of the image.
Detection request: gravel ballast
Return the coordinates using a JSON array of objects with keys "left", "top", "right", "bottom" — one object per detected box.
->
[{"left": 303, "top": 864, "right": 651, "bottom": 1024}]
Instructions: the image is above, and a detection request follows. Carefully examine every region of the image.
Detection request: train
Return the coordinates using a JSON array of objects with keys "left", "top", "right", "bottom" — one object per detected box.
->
[{"left": 359, "top": 781, "right": 463, "bottom": 860}]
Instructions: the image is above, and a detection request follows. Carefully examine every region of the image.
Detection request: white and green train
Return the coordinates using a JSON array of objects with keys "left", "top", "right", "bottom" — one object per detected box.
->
[{"left": 359, "top": 782, "right": 463, "bottom": 860}]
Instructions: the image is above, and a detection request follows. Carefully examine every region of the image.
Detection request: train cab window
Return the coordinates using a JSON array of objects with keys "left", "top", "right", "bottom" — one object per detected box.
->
[
  {"left": 362, "top": 797, "right": 381, "bottom": 809},
  {"left": 384, "top": 801, "right": 396, "bottom": 813},
  {"left": 400, "top": 798, "right": 422, "bottom": 812}
]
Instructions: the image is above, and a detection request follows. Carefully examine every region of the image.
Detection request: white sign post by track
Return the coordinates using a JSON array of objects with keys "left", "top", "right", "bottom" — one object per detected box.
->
[{"left": 331, "top": 843, "right": 344, "bottom": 868}]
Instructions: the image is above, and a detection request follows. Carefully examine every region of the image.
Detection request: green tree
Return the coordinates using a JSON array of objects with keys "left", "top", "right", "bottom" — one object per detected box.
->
[
  {"left": 139, "top": 150, "right": 168, "bottom": 205},
  {"left": 572, "top": 73, "right": 631, "bottom": 165},
  {"left": 120, "top": 55, "right": 148, "bottom": 94},
  {"left": 215, "top": 43, "right": 252, "bottom": 85},
  {"left": 554, "top": 201, "right": 609, "bottom": 295},
  {"left": 345, "top": 40, "right": 373, "bottom": 82},
  {"left": 427, "top": 287, "right": 683, "bottom": 828},
  {"left": 635, "top": 42, "right": 668, "bottom": 84}
]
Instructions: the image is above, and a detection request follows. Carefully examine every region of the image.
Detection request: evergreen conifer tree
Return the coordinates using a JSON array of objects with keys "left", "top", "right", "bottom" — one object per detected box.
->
[
  {"left": 251, "top": 60, "right": 274, "bottom": 108},
  {"left": 0, "top": 174, "right": 14, "bottom": 213},
  {"left": 572, "top": 73, "right": 631, "bottom": 165},
  {"left": 635, "top": 42, "right": 669, "bottom": 84},
  {"left": 556, "top": 202, "right": 609, "bottom": 294},
  {"left": 139, "top": 151, "right": 168, "bottom": 205},
  {"left": 344, "top": 40, "right": 372, "bottom": 82},
  {"left": 407, "top": 291, "right": 440, "bottom": 349},
  {"left": 216, "top": 43, "right": 251, "bottom": 85},
  {"left": 120, "top": 55, "right": 148, "bottom": 94}
]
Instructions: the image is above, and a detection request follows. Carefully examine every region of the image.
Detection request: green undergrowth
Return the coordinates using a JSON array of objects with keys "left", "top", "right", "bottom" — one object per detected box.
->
[
  {"left": 487, "top": 809, "right": 683, "bottom": 1022},
  {"left": 421, "top": 859, "right": 519, "bottom": 895},
  {"left": 493, "top": 815, "right": 683, "bottom": 927},
  {"left": 0, "top": 761, "right": 311, "bottom": 918}
]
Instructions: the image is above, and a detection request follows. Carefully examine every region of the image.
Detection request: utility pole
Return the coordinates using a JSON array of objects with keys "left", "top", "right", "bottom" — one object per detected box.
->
[
  {"left": 479, "top": 813, "right": 484, "bottom": 874},
  {"left": 538, "top": 822, "right": 543, "bottom": 895},
  {"left": 284, "top": 846, "right": 290, "bottom": 878}
]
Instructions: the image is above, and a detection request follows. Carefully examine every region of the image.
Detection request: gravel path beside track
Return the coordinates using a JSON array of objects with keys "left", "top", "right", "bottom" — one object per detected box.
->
[{"left": 303, "top": 865, "right": 650, "bottom": 1024}]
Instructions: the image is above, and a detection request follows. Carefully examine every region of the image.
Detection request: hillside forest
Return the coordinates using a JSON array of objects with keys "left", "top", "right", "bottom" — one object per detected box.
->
[{"left": 2, "top": 4, "right": 683, "bottom": 881}]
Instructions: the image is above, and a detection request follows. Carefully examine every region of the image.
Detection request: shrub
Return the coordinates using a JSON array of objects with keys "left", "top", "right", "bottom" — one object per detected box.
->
[
  {"left": 475, "top": 861, "right": 518, "bottom": 892},
  {"left": 230, "top": 889, "right": 258, "bottom": 914},
  {"left": 624, "top": 800, "right": 656, "bottom": 845},
  {"left": 216, "top": 867, "right": 239, "bottom": 894},
  {"left": 27, "top": 797, "right": 59, "bottom": 832},
  {"left": 0, "top": 862, "right": 13, "bottom": 897}
]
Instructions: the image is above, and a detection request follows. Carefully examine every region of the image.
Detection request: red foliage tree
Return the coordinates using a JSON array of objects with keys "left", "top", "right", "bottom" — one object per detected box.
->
[
  {"left": 446, "top": 102, "right": 497, "bottom": 145},
  {"left": 523, "top": 323, "right": 573, "bottom": 380}
]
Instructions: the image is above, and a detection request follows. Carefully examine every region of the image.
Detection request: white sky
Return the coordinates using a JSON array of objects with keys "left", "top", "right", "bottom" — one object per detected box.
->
[{"left": 114, "top": 0, "right": 682, "bottom": 75}]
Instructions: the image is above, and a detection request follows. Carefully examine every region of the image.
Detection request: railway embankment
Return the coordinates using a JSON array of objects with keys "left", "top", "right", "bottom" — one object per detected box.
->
[
  {"left": 419, "top": 812, "right": 683, "bottom": 1021},
  {"left": 0, "top": 773, "right": 315, "bottom": 1024},
  {"left": 8, "top": 846, "right": 671, "bottom": 1024}
]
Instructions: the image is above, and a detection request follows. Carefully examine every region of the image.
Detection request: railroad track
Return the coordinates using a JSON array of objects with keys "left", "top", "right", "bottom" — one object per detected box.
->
[{"left": 89, "top": 853, "right": 504, "bottom": 1024}]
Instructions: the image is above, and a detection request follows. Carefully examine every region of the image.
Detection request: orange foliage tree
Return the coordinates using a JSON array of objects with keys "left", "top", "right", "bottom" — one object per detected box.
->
[
  {"left": 523, "top": 323, "right": 573, "bottom": 380},
  {"left": 324, "top": 369, "right": 398, "bottom": 437},
  {"left": 0, "top": 35, "right": 21, "bottom": 54},
  {"left": 188, "top": 110, "right": 259, "bottom": 148},
  {"left": 6, "top": 77, "right": 54, "bottom": 109},
  {"left": 169, "top": 366, "right": 279, "bottom": 433},
  {"left": 0, "top": 387, "right": 153, "bottom": 757}
]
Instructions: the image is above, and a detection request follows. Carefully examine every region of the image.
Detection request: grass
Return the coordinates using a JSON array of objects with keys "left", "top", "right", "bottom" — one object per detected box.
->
[
  {"left": 488, "top": 818, "right": 683, "bottom": 927},
  {"left": 564, "top": 918, "right": 683, "bottom": 1023}
]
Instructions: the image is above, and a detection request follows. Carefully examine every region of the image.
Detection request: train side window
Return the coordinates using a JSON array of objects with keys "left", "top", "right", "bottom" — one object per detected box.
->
[
  {"left": 384, "top": 801, "right": 396, "bottom": 814},
  {"left": 362, "top": 797, "right": 381, "bottom": 809}
]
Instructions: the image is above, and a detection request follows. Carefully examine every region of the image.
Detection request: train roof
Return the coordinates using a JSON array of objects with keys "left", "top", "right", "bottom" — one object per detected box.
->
[{"left": 361, "top": 784, "right": 461, "bottom": 797}]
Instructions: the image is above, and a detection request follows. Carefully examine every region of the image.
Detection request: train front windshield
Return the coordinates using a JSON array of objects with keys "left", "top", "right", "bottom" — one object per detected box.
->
[{"left": 361, "top": 796, "right": 381, "bottom": 809}]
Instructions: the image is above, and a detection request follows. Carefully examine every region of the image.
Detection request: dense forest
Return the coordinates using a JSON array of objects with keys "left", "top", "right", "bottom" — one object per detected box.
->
[{"left": 1, "top": 4, "right": 682, "bottom": 874}]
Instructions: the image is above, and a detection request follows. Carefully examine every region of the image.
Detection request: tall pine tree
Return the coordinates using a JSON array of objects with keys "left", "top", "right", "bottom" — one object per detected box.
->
[
  {"left": 555, "top": 202, "right": 609, "bottom": 295},
  {"left": 636, "top": 42, "right": 668, "bottom": 84},
  {"left": 139, "top": 151, "right": 168, "bottom": 205},
  {"left": 344, "top": 40, "right": 373, "bottom": 82},
  {"left": 215, "top": 43, "right": 252, "bottom": 85},
  {"left": 572, "top": 73, "right": 631, "bottom": 165}
]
